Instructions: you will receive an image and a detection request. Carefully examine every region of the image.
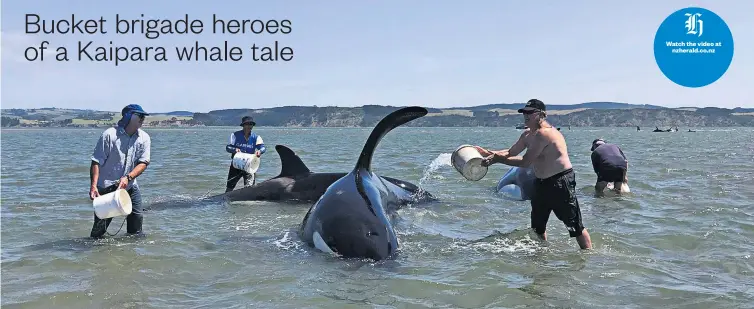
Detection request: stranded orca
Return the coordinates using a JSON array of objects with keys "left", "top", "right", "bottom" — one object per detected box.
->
[{"left": 298, "top": 106, "right": 431, "bottom": 261}]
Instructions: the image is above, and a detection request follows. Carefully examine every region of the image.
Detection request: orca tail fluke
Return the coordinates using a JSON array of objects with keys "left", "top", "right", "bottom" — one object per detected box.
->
[
  {"left": 275, "top": 144, "right": 312, "bottom": 177},
  {"left": 355, "top": 107, "right": 428, "bottom": 172}
]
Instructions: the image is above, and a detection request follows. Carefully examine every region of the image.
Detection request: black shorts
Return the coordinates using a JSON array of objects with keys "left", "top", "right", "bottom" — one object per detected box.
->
[
  {"left": 597, "top": 166, "right": 626, "bottom": 183},
  {"left": 530, "top": 168, "right": 585, "bottom": 237}
]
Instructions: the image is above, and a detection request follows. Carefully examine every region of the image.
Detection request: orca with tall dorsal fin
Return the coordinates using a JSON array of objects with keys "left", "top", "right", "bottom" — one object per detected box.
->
[{"left": 298, "top": 106, "right": 432, "bottom": 261}]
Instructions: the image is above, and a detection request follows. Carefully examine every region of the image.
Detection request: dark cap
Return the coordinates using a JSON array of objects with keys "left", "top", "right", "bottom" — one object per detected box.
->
[
  {"left": 240, "top": 116, "right": 256, "bottom": 126},
  {"left": 122, "top": 104, "right": 149, "bottom": 116},
  {"left": 517, "top": 99, "right": 546, "bottom": 113},
  {"left": 591, "top": 138, "right": 605, "bottom": 151}
]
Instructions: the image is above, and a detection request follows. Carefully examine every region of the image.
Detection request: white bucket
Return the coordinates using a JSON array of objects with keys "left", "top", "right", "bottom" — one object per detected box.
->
[
  {"left": 451, "top": 145, "right": 488, "bottom": 181},
  {"left": 232, "top": 152, "right": 261, "bottom": 174},
  {"left": 93, "top": 189, "right": 132, "bottom": 219}
]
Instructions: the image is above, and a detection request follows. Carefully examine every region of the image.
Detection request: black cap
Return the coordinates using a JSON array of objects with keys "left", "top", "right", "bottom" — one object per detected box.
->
[
  {"left": 591, "top": 138, "right": 605, "bottom": 151},
  {"left": 517, "top": 99, "right": 546, "bottom": 113},
  {"left": 240, "top": 116, "right": 256, "bottom": 126}
]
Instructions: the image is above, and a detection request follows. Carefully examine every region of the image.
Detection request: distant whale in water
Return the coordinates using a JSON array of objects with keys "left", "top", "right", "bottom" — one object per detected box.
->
[
  {"left": 496, "top": 166, "right": 536, "bottom": 201},
  {"left": 211, "top": 144, "right": 428, "bottom": 203},
  {"left": 299, "top": 106, "right": 432, "bottom": 261}
]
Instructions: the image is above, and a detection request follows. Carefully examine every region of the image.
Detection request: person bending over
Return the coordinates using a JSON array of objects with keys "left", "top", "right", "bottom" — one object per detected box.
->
[{"left": 590, "top": 138, "right": 628, "bottom": 195}]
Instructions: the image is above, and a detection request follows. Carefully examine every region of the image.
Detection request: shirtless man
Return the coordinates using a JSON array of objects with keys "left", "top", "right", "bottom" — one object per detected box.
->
[{"left": 474, "top": 99, "right": 592, "bottom": 249}]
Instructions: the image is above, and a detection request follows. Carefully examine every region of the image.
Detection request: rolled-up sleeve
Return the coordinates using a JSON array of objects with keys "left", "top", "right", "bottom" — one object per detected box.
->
[
  {"left": 138, "top": 135, "right": 151, "bottom": 165},
  {"left": 226, "top": 132, "right": 237, "bottom": 153},
  {"left": 91, "top": 132, "right": 109, "bottom": 164},
  {"left": 256, "top": 135, "right": 266, "bottom": 154}
]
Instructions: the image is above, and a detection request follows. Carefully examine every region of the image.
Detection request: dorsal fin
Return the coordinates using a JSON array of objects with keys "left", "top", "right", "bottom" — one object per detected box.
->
[
  {"left": 275, "top": 145, "right": 311, "bottom": 177},
  {"left": 355, "top": 106, "right": 428, "bottom": 172}
]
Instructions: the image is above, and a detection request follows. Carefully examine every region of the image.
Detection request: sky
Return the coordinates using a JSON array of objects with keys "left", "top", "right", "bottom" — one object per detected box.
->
[{"left": 1, "top": 0, "right": 752, "bottom": 113}]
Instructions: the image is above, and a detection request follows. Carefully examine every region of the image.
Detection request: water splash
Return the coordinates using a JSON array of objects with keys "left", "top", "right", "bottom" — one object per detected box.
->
[
  {"left": 447, "top": 231, "right": 543, "bottom": 256},
  {"left": 271, "top": 230, "right": 305, "bottom": 252},
  {"left": 419, "top": 153, "right": 452, "bottom": 184},
  {"left": 465, "top": 235, "right": 541, "bottom": 255}
]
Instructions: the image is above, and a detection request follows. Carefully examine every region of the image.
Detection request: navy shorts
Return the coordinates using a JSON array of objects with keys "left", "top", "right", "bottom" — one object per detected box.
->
[
  {"left": 530, "top": 168, "right": 585, "bottom": 237},
  {"left": 597, "top": 166, "right": 626, "bottom": 183}
]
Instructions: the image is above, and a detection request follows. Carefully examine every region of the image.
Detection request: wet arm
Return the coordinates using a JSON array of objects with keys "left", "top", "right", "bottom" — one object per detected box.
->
[
  {"left": 90, "top": 133, "right": 109, "bottom": 188},
  {"left": 90, "top": 161, "right": 100, "bottom": 188},
  {"left": 127, "top": 137, "right": 150, "bottom": 181},
  {"left": 226, "top": 144, "right": 239, "bottom": 153},
  {"left": 506, "top": 132, "right": 527, "bottom": 156},
  {"left": 226, "top": 133, "right": 237, "bottom": 153},
  {"left": 256, "top": 136, "right": 266, "bottom": 154},
  {"left": 489, "top": 131, "right": 527, "bottom": 161},
  {"left": 499, "top": 134, "right": 545, "bottom": 167},
  {"left": 127, "top": 163, "right": 148, "bottom": 180}
]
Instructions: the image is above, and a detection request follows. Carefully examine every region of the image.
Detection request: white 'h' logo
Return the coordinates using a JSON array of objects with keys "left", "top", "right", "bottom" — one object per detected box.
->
[{"left": 685, "top": 13, "right": 703, "bottom": 37}]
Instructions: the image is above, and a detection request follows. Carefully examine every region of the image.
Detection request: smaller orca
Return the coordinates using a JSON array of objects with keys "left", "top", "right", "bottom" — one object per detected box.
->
[
  {"left": 496, "top": 166, "right": 536, "bottom": 201},
  {"left": 212, "top": 145, "right": 345, "bottom": 203},
  {"left": 211, "top": 144, "right": 430, "bottom": 204},
  {"left": 299, "top": 106, "right": 431, "bottom": 261}
]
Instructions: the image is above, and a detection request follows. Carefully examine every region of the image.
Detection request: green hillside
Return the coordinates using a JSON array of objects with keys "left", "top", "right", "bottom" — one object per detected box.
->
[{"left": 2, "top": 103, "right": 753, "bottom": 128}]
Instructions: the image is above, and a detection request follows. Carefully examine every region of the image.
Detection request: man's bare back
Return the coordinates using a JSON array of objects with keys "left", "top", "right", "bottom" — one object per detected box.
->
[{"left": 525, "top": 127, "right": 573, "bottom": 179}]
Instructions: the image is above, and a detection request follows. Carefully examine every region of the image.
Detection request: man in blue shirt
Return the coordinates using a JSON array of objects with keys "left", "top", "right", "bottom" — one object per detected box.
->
[
  {"left": 89, "top": 104, "right": 151, "bottom": 238},
  {"left": 225, "top": 116, "right": 266, "bottom": 192},
  {"left": 591, "top": 138, "right": 628, "bottom": 194}
]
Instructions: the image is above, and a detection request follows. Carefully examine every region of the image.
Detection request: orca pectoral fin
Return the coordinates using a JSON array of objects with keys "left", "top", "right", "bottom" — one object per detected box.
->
[{"left": 312, "top": 231, "right": 336, "bottom": 255}]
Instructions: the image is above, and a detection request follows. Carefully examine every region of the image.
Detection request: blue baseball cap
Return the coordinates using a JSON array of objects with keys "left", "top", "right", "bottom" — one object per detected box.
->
[{"left": 122, "top": 104, "right": 150, "bottom": 116}]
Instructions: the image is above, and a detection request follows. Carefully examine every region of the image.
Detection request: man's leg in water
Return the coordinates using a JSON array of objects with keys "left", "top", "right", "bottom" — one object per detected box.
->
[
  {"left": 614, "top": 167, "right": 628, "bottom": 193},
  {"left": 226, "top": 165, "right": 244, "bottom": 192},
  {"left": 596, "top": 167, "right": 625, "bottom": 195},
  {"left": 530, "top": 185, "right": 551, "bottom": 241},
  {"left": 242, "top": 171, "right": 251, "bottom": 187},
  {"left": 90, "top": 185, "right": 116, "bottom": 238},
  {"left": 612, "top": 181, "right": 624, "bottom": 193},
  {"left": 552, "top": 171, "right": 592, "bottom": 249},
  {"left": 595, "top": 181, "right": 608, "bottom": 195},
  {"left": 125, "top": 186, "right": 143, "bottom": 235}
]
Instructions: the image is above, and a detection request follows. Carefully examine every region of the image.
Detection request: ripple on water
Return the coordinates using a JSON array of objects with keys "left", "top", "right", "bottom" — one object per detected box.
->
[{"left": 2, "top": 127, "right": 754, "bottom": 308}]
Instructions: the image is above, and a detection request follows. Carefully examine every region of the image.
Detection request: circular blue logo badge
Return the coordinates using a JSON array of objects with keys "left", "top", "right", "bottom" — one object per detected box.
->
[{"left": 653, "top": 7, "right": 734, "bottom": 88}]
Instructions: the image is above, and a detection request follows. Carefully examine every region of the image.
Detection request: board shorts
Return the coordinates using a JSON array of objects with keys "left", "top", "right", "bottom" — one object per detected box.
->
[
  {"left": 597, "top": 166, "right": 626, "bottom": 183},
  {"left": 530, "top": 168, "right": 585, "bottom": 237}
]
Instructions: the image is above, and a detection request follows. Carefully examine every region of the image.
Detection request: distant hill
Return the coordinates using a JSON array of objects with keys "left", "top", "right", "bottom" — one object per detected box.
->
[
  {"left": 732, "top": 107, "right": 754, "bottom": 113},
  {"left": 0, "top": 107, "right": 196, "bottom": 128},
  {"left": 158, "top": 111, "right": 194, "bottom": 116},
  {"left": 2, "top": 102, "right": 753, "bottom": 128},
  {"left": 445, "top": 101, "right": 665, "bottom": 111},
  {"left": 189, "top": 102, "right": 753, "bottom": 127}
]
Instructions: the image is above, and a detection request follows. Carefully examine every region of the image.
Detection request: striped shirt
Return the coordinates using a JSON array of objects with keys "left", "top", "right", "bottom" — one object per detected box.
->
[{"left": 91, "top": 126, "right": 151, "bottom": 190}]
